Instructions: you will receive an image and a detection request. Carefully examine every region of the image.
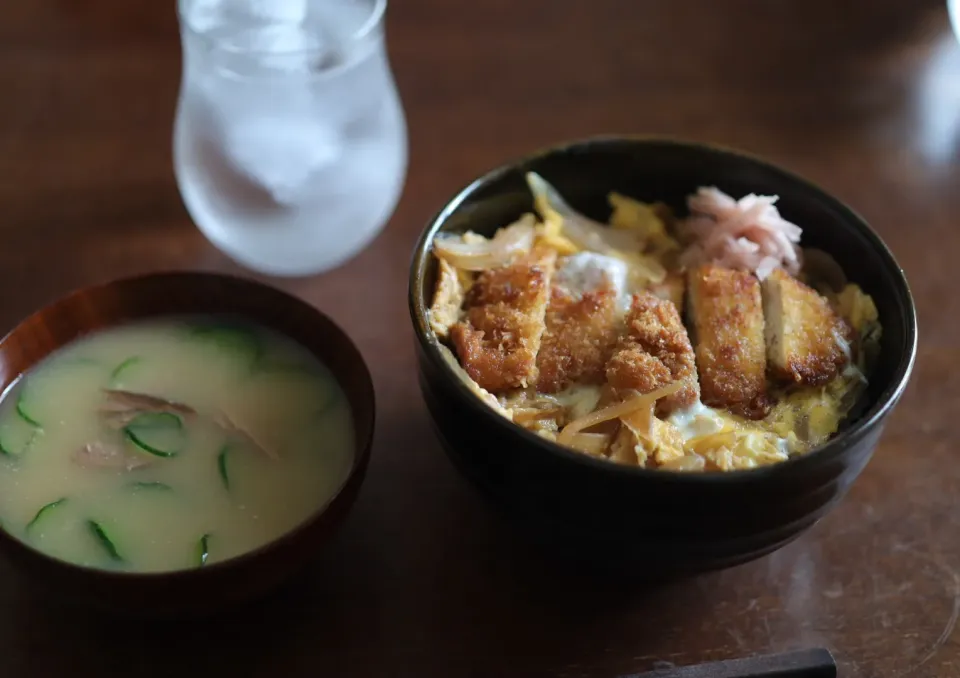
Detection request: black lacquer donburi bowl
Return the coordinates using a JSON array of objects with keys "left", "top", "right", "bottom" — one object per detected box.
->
[{"left": 409, "top": 137, "right": 917, "bottom": 576}]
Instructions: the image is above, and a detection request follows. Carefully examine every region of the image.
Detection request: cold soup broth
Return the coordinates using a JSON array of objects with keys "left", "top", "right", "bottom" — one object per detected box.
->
[{"left": 0, "top": 317, "right": 354, "bottom": 572}]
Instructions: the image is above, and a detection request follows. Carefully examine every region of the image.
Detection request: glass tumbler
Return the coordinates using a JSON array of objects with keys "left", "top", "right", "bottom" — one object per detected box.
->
[{"left": 173, "top": 0, "right": 408, "bottom": 276}]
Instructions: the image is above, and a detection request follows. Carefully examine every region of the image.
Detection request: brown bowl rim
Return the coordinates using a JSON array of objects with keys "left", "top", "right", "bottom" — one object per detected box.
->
[
  {"left": 408, "top": 134, "right": 918, "bottom": 484},
  {"left": 0, "top": 270, "right": 375, "bottom": 579}
]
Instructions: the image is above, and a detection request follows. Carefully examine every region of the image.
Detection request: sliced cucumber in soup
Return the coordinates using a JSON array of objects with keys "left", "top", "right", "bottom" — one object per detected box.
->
[
  {"left": 15, "top": 359, "right": 106, "bottom": 428},
  {"left": 0, "top": 412, "right": 39, "bottom": 456},
  {"left": 123, "top": 412, "right": 185, "bottom": 458},
  {"left": 87, "top": 520, "right": 124, "bottom": 563},
  {"left": 196, "top": 533, "right": 211, "bottom": 567},
  {"left": 26, "top": 498, "right": 68, "bottom": 532},
  {"left": 16, "top": 389, "right": 41, "bottom": 428},
  {"left": 186, "top": 321, "right": 262, "bottom": 371},
  {"left": 217, "top": 446, "right": 230, "bottom": 490},
  {"left": 109, "top": 356, "right": 142, "bottom": 385}
]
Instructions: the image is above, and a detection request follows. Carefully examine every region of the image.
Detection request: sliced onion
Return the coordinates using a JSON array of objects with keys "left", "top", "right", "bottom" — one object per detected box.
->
[
  {"left": 558, "top": 381, "right": 682, "bottom": 445},
  {"left": 433, "top": 215, "right": 536, "bottom": 271},
  {"left": 566, "top": 432, "right": 612, "bottom": 457},
  {"left": 512, "top": 406, "right": 564, "bottom": 424},
  {"left": 620, "top": 401, "right": 654, "bottom": 441},
  {"left": 526, "top": 172, "right": 641, "bottom": 254}
]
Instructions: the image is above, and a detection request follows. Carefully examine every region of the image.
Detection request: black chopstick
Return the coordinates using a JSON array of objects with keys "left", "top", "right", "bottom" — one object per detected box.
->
[{"left": 621, "top": 648, "right": 837, "bottom": 678}]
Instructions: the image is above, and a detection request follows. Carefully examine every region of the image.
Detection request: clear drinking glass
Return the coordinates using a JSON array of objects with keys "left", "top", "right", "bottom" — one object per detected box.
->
[
  {"left": 950, "top": 0, "right": 960, "bottom": 43},
  {"left": 173, "top": 0, "right": 408, "bottom": 276}
]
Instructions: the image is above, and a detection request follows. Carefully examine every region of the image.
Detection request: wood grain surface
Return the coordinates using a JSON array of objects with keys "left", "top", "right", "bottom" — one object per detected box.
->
[{"left": 0, "top": 0, "right": 955, "bottom": 676}]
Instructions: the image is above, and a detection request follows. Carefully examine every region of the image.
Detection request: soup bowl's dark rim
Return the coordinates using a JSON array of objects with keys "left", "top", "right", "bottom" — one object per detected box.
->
[
  {"left": 408, "top": 134, "right": 919, "bottom": 484},
  {"left": 0, "top": 270, "right": 375, "bottom": 580}
]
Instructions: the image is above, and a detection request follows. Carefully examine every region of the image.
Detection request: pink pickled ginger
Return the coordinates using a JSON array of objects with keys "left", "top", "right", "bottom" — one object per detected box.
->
[{"left": 678, "top": 187, "right": 803, "bottom": 279}]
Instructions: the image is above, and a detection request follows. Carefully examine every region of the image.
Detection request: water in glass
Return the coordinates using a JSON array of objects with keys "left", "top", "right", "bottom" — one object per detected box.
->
[{"left": 174, "top": 0, "right": 408, "bottom": 276}]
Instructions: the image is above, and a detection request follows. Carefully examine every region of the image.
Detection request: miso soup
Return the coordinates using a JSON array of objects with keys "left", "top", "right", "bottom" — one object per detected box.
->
[{"left": 0, "top": 317, "right": 354, "bottom": 572}]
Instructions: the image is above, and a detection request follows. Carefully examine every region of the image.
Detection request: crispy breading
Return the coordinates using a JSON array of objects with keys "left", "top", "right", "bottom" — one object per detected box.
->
[
  {"left": 687, "top": 265, "right": 772, "bottom": 420},
  {"left": 606, "top": 350, "right": 672, "bottom": 397},
  {"left": 450, "top": 249, "right": 557, "bottom": 392},
  {"left": 436, "top": 345, "right": 512, "bottom": 420},
  {"left": 428, "top": 258, "right": 466, "bottom": 339},
  {"left": 762, "top": 268, "right": 852, "bottom": 386},
  {"left": 647, "top": 271, "right": 685, "bottom": 310},
  {"left": 606, "top": 292, "right": 699, "bottom": 415},
  {"left": 536, "top": 284, "right": 621, "bottom": 394}
]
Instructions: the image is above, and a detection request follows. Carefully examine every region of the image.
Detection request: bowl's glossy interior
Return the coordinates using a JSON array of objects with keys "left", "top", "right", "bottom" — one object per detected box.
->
[
  {"left": 411, "top": 136, "right": 916, "bottom": 479},
  {"left": 0, "top": 271, "right": 375, "bottom": 617},
  {"left": 409, "top": 136, "right": 917, "bottom": 573}
]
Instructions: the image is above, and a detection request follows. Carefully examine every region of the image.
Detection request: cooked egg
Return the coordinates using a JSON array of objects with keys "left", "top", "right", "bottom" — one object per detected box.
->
[
  {"left": 667, "top": 400, "right": 792, "bottom": 469},
  {"left": 666, "top": 401, "right": 726, "bottom": 439}
]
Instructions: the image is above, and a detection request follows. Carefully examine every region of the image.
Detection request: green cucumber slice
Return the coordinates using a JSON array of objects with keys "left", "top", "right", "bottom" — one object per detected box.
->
[
  {"left": 187, "top": 322, "right": 262, "bottom": 371},
  {"left": 217, "top": 446, "right": 230, "bottom": 490},
  {"left": 123, "top": 412, "right": 184, "bottom": 458},
  {"left": 87, "top": 520, "right": 123, "bottom": 562},
  {"left": 196, "top": 533, "right": 211, "bottom": 567},
  {"left": 16, "top": 389, "right": 41, "bottom": 427},
  {"left": 110, "top": 356, "right": 141, "bottom": 384},
  {"left": 26, "top": 498, "right": 68, "bottom": 531},
  {"left": 15, "top": 360, "right": 105, "bottom": 428},
  {"left": 0, "top": 413, "right": 39, "bottom": 456}
]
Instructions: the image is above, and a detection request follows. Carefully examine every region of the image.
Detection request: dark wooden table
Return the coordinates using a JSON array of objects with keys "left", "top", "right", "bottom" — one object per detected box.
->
[{"left": 0, "top": 1, "right": 956, "bottom": 676}]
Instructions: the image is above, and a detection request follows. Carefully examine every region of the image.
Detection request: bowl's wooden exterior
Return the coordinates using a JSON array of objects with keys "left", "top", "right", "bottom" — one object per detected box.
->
[
  {"left": 409, "top": 137, "right": 917, "bottom": 576},
  {"left": 0, "top": 272, "right": 375, "bottom": 617}
]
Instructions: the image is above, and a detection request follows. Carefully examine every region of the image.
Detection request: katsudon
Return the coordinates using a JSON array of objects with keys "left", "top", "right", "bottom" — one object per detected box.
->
[{"left": 427, "top": 174, "right": 881, "bottom": 472}]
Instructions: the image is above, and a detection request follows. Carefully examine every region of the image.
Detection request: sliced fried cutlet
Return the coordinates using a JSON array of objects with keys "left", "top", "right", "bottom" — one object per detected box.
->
[
  {"left": 606, "top": 292, "right": 700, "bottom": 415},
  {"left": 761, "top": 268, "right": 852, "bottom": 386},
  {"left": 450, "top": 248, "right": 557, "bottom": 392},
  {"left": 536, "top": 252, "right": 628, "bottom": 394},
  {"left": 687, "top": 265, "right": 771, "bottom": 419},
  {"left": 536, "top": 285, "right": 620, "bottom": 394}
]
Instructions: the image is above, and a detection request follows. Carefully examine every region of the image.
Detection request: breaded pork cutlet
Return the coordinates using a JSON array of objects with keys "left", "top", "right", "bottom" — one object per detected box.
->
[
  {"left": 536, "top": 284, "right": 620, "bottom": 394},
  {"left": 450, "top": 248, "right": 557, "bottom": 392},
  {"left": 687, "top": 265, "right": 772, "bottom": 419},
  {"left": 606, "top": 292, "right": 699, "bottom": 415},
  {"left": 761, "top": 268, "right": 851, "bottom": 386},
  {"left": 536, "top": 252, "right": 627, "bottom": 394}
]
